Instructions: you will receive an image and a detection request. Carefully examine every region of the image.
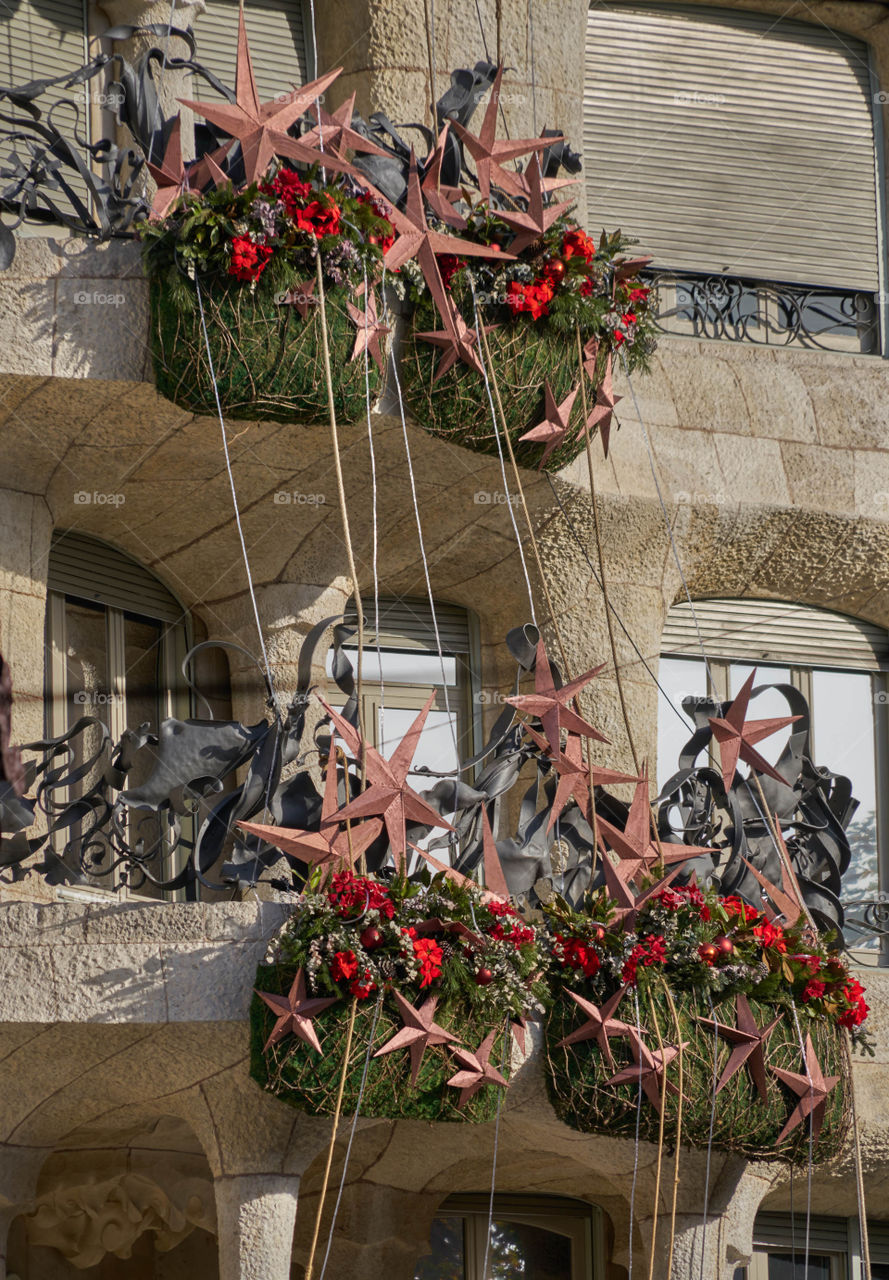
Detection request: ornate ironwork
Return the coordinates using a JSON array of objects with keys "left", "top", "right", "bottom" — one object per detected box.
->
[
  {"left": 643, "top": 268, "right": 879, "bottom": 354},
  {"left": 0, "top": 623, "right": 864, "bottom": 948}
]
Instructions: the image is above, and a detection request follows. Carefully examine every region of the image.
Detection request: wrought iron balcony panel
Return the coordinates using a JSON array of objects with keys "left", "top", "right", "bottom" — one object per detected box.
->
[{"left": 643, "top": 269, "right": 880, "bottom": 354}]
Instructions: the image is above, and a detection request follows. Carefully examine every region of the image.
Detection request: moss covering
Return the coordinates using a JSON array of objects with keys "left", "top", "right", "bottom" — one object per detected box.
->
[
  {"left": 148, "top": 267, "right": 380, "bottom": 424},
  {"left": 399, "top": 299, "right": 597, "bottom": 472},
  {"left": 544, "top": 988, "right": 849, "bottom": 1165},
  {"left": 251, "top": 964, "right": 510, "bottom": 1124}
]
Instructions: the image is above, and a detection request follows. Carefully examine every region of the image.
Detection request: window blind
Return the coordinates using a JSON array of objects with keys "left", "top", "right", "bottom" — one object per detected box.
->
[
  {"left": 584, "top": 3, "right": 880, "bottom": 289},
  {"left": 48, "top": 530, "right": 186, "bottom": 624},
  {"left": 190, "top": 0, "right": 309, "bottom": 102},
  {"left": 343, "top": 599, "right": 472, "bottom": 654}
]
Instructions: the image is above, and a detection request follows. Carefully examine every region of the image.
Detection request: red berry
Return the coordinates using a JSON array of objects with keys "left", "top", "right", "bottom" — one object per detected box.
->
[
  {"left": 367, "top": 234, "right": 379, "bottom": 245},
  {"left": 475, "top": 967, "right": 494, "bottom": 986},
  {"left": 360, "top": 926, "right": 383, "bottom": 950}
]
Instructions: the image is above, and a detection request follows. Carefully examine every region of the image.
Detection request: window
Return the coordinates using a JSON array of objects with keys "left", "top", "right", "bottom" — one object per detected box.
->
[
  {"left": 742, "top": 1211, "right": 889, "bottom": 1278},
  {"left": 584, "top": 4, "right": 883, "bottom": 350},
  {"left": 657, "top": 598, "right": 889, "bottom": 953},
  {"left": 44, "top": 531, "right": 192, "bottom": 895},
  {"left": 190, "top": 0, "right": 310, "bottom": 102},
  {"left": 414, "top": 1195, "right": 602, "bottom": 1280},
  {"left": 326, "top": 599, "right": 480, "bottom": 782}
]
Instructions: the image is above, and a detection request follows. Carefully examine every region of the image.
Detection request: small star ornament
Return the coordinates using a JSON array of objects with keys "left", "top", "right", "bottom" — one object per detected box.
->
[
  {"left": 347, "top": 285, "right": 390, "bottom": 374},
  {"left": 254, "top": 968, "right": 337, "bottom": 1054},
  {"left": 708, "top": 670, "right": 801, "bottom": 794},
  {"left": 606, "top": 1027, "right": 687, "bottom": 1113},
  {"left": 373, "top": 991, "right": 459, "bottom": 1085},
  {"left": 697, "top": 993, "right": 780, "bottom": 1101},
  {"left": 519, "top": 381, "right": 580, "bottom": 469},
  {"left": 506, "top": 639, "right": 608, "bottom": 757},
  {"left": 446, "top": 1031, "right": 509, "bottom": 1108},
  {"left": 556, "top": 987, "right": 633, "bottom": 1068},
  {"left": 771, "top": 1033, "right": 840, "bottom": 1146},
  {"left": 584, "top": 352, "right": 622, "bottom": 458}
]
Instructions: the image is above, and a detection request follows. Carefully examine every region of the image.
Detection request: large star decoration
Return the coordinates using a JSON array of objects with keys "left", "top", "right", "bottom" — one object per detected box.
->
[
  {"left": 146, "top": 119, "right": 230, "bottom": 220},
  {"left": 347, "top": 285, "right": 390, "bottom": 374},
  {"left": 236, "top": 737, "right": 383, "bottom": 879},
  {"left": 697, "top": 993, "right": 780, "bottom": 1102},
  {"left": 318, "top": 694, "right": 454, "bottom": 865},
  {"left": 415, "top": 291, "right": 498, "bottom": 379},
  {"left": 254, "top": 968, "right": 337, "bottom": 1054},
  {"left": 446, "top": 1031, "right": 509, "bottom": 1108},
  {"left": 584, "top": 352, "right": 622, "bottom": 458},
  {"left": 525, "top": 726, "right": 637, "bottom": 832},
  {"left": 556, "top": 987, "right": 633, "bottom": 1068},
  {"left": 373, "top": 991, "right": 459, "bottom": 1084},
  {"left": 741, "top": 837, "right": 804, "bottom": 929},
  {"left": 179, "top": 10, "right": 353, "bottom": 186},
  {"left": 496, "top": 154, "right": 565, "bottom": 253},
  {"left": 519, "top": 380, "right": 580, "bottom": 470},
  {"left": 421, "top": 123, "right": 468, "bottom": 229},
  {"left": 450, "top": 64, "right": 561, "bottom": 203},
  {"left": 708, "top": 670, "right": 801, "bottom": 794},
  {"left": 771, "top": 1033, "right": 840, "bottom": 1146},
  {"left": 505, "top": 639, "right": 608, "bottom": 758},
  {"left": 606, "top": 1027, "right": 687, "bottom": 1113}
]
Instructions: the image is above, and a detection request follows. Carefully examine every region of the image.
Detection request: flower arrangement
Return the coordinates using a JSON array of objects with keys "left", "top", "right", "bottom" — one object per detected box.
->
[
  {"left": 250, "top": 869, "right": 546, "bottom": 1123},
  {"left": 542, "top": 880, "right": 867, "bottom": 1163}
]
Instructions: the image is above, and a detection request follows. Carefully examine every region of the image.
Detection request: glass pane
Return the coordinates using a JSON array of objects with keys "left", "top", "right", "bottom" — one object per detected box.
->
[
  {"left": 329, "top": 648, "right": 458, "bottom": 687},
  {"left": 766, "top": 1252, "right": 832, "bottom": 1280},
  {"left": 122, "top": 616, "right": 167, "bottom": 897},
  {"left": 414, "top": 1216, "right": 465, "bottom": 1280},
  {"left": 728, "top": 663, "right": 793, "bottom": 771},
  {"left": 488, "top": 1219, "right": 572, "bottom": 1279},
  {"left": 657, "top": 656, "right": 707, "bottom": 790},
  {"left": 811, "top": 669, "right": 879, "bottom": 947}
]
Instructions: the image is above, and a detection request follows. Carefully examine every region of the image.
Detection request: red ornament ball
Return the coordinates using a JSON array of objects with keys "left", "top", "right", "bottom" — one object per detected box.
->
[
  {"left": 714, "top": 935, "right": 734, "bottom": 957},
  {"left": 594, "top": 925, "right": 606, "bottom": 943},
  {"left": 360, "top": 926, "right": 384, "bottom": 950},
  {"left": 544, "top": 257, "right": 566, "bottom": 281},
  {"left": 700, "top": 943, "right": 719, "bottom": 964},
  {"left": 475, "top": 967, "right": 494, "bottom": 986}
]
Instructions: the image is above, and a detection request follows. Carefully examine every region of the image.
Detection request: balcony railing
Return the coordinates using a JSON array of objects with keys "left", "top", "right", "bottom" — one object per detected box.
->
[{"left": 642, "top": 268, "right": 880, "bottom": 355}]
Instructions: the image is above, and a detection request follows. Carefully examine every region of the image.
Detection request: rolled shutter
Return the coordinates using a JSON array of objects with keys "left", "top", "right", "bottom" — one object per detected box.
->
[
  {"left": 48, "top": 530, "right": 186, "bottom": 624},
  {"left": 584, "top": 3, "right": 880, "bottom": 289},
  {"left": 344, "top": 599, "right": 472, "bottom": 654},
  {"left": 661, "top": 598, "right": 889, "bottom": 671},
  {"left": 191, "top": 0, "right": 309, "bottom": 102}
]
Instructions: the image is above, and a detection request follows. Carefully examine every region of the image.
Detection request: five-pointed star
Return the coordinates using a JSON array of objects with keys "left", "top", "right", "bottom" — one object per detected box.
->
[
  {"left": 301, "top": 91, "right": 388, "bottom": 158},
  {"left": 146, "top": 120, "right": 230, "bottom": 220},
  {"left": 741, "top": 839, "right": 803, "bottom": 928},
  {"left": 584, "top": 352, "right": 622, "bottom": 458},
  {"left": 697, "top": 993, "right": 781, "bottom": 1101},
  {"left": 421, "top": 123, "right": 468, "bottom": 229},
  {"left": 179, "top": 9, "right": 353, "bottom": 185},
  {"left": 237, "top": 736, "right": 382, "bottom": 879},
  {"left": 373, "top": 991, "right": 459, "bottom": 1085},
  {"left": 581, "top": 335, "right": 600, "bottom": 380},
  {"left": 613, "top": 255, "right": 653, "bottom": 288},
  {"left": 415, "top": 291, "right": 498, "bottom": 379},
  {"left": 318, "top": 694, "right": 454, "bottom": 865},
  {"left": 612, "top": 866, "right": 685, "bottom": 931},
  {"left": 556, "top": 987, "right": 633, "bottom": 1068},
  {"left": 277, "top": 278, "right": 318, "bottom": 318},
  {"left": 519, "top": 381, "right": 580, "bottom": 469},
  {"left": 449, "top": 64, "right": 561, "bottom": 203},
  {"left": 446, "top": 1030, "right": 509, "bottom": 1108},
  {"left": 606, "top": 1027, "right": 688, "bottom": 1113},
  {"left": 525, "top": 726, "right": 637, "bottom": 831},
  {"left": 496, "top": 154, "right": 565, "bottom": 253},
  {"left": 505, "top": 639, "right": 608, "bottom": 757},
  {"left": 707, "top": 670, "right": 801, "bottom": 794},
  {"left": 347, "top": 285, "right": 390, "bottom": 374},
  {"left": 771, "top": 1033, "right": 841, "bottom": 1146},
  {"left": 254, "top": 968, "right": 337, "bottom": 1053},
  {"left": 480, "top": 807, "right": 510, "bottom": 897}
]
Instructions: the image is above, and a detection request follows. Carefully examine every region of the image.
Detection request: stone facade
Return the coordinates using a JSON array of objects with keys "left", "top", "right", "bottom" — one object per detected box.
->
[{"left": 1, "top": 0, "right": 889, "bottom": 1275}]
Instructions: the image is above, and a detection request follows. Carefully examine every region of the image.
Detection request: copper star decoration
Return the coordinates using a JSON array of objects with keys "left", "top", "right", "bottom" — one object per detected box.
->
[
  {"left": 179, "top": 10, "right": 353, "bottom": 185},
  {"left": 237, "top": 736, "right": 383, "bottom": 879},
  {"left": 556, "top": 987, "right": 633, "bottom": 1068},
  {"left": 581, "top": 335, "right": 600, "bottom": 380},
  {"left": 496, "top": 154, "right": 565, "bottom": 253},
  {"left": 146, "top": 120, "right": 230, "bottom": 219},
  {"left": 519, "top": 381, "right": 580, "bottom": 470},
  {"left": 584, "top": 352, "right": 622, "bottom": 458},
  {"left": 606, "top": 1027, "right": 688, "bottom": 1113},
  {"left": 277, "top": 278, "right": 318, "bottom": 319},
  {"left": 741, "top": 844, "right": 803, "bottom": 929},
  {"left": 347, "top": 285, "right": 390, "bottom": 374},
  {"left": 449, "top": 64, "right": 561, "bottom": 203},
  {"left": 697, "top": 993, "right": 780, "bottom": 1102},
  {"left": 613, "top": 255, "right": 654, "bottom": 288},
  {"left": 301, "top": 91, "right": 388, "bottom": 159},
  {"left": 415, "top": 291, "right": 498, "bottom": 379},
  {"left": 613, "top": 866, "right": 685, "bottom": 931},
  {"left": 446, "top": 1030, "right": 509, "bottom": 1108},
  {"left": 525, "top": 726, "right": 637, "bottom": 832},
  {"left": 480, "top": 808, "right": 510, "bottom": 897},
  {"left": 254, "top": 968, "right": 337, "bottom": 1053},
  {"left": 771, "top": 1033, "right": 840, "bottom": 1146},
  {"left": 318, "top": 694, "right": 454, "bottom": 866},
  {"left": 596, "top": 769, "right": 713, "bottom": 898},
  {"left": 506, "top": 639, "right": 608, "bottom": 757},
  {"left": 373, "top": 991, "right": 459, "bottom": 1084},
  {"left": 421, "top": 125, "right": 469, "bottom": 230},
  {"left": 708, "top": 670, "right": 801, "bottom": 794}
]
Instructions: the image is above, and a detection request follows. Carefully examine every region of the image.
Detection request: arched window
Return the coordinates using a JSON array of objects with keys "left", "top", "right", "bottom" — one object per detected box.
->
[
  {"left": 657, "top": 598, "right": 889, "bottom": 950},
  {"left": 414, "top": 1194, "right": 603, "bottom": 1280},
  {"left": 584, "top": 3, "right": 883, "bottom": 350},
  {"left": 44, "top": 530, "right": 193, "bottom": 895}
]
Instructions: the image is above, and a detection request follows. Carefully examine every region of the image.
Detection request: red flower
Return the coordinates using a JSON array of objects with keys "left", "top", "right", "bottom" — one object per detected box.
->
[
  {"left": 721, "top": 896, "right": 759, "bottom": 924},
  {"left": 554, "top": 934, "right": 600, "bottom": 978},
  {"left": 294, "top": 196, "right": 342, "bottom": 238},
  {"left": 621, "top": 312, "right": 637, "bottom": 326},
  {"left": 330, "top": 949, "right": 359, "bottom": 982},
  {"left": 505, "top": 277, "right": 554, "bottom": 320},
  {"left": 622, "top": 934, "right": 666, "bottom": 985},
  {"left": 580, "top": 278, "right": 594, "bottom": 297},
  {"left": 437, "top": 254, "right": 466, "bottom": 288},
  {"left": 228, "top": 236, "right": 273, "bottom": 283},
  {"left": 413, "top": 937, "right": 443, "bottom": 987},
  {"left": 753, "top": 921, "right": 787, "bottom": 954},
  {"left": 838, "top": 978, "right": 869, "bottom": 1028},
  {"left": 562, "top": 228, "right": 596, "bottom": 262},
  {"left": 265, "top": 168, "right": 312, "bottom": 213},
  {"left": 793, "top": 954, "right": 821, "bottom": 976},
  {"left": 350, "top": 970, "right": 377, "bottom": 1000},
  {"left": 802, "top": 979, "right": 826, "bottom": 1002},
  {"left": 627, "top": 286, "right": 650, "bottom": 303},
  {"left": 328, "top": 871, "right": 394, "bottom": 919}
]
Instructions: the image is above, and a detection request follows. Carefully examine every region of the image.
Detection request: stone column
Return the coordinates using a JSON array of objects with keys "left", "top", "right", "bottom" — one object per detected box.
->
[
  {"left": 214, "top": 1174, "right": 300, "bottom": 1280},
  {"left": 0, "top": 1144, "right": 53, "bottom": 1280},
  {"left": 0, "top": 491, "right": 53, "bottom": 748}
]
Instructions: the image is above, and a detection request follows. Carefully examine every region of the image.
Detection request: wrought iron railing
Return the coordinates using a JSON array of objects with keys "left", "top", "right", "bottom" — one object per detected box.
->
[{"left": 642, "top": 268, "right": 880, "bottom": 354}]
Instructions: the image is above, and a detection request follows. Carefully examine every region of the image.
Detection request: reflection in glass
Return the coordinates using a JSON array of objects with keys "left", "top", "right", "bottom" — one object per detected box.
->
[
  {"left": 488, "top": 1220, "right": 571, "bottom": 1278},
  {"left": 766, "top": 1253, "right": 832, "bottom": 1280},
  {"left": 414, "top": 1216, "right": 464, "bottom": 1280},
  {"left": 657, "top": 656, "right": 706, "bottom": 791}
]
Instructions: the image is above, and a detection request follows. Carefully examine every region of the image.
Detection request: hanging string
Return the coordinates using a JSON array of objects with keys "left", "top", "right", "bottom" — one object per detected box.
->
[
  {"left": 846, "top": 1030, "right": 872, "bottom": 1280},
  {"left": 646, "top": 989, "right": 669, "bottom": 1280},
  {"left": 469, "top": 278, "right": 537, "bottom": 624},
  {"left": 318, "top": 992, "right": 384, "bottom": 1280},
  {"left": 661, "top": 981, "right": 685, "bottom": 1280},
  {"left": 379, "top": 273, "right": 459, "bottom": 761},
  {"left": 789, "top": 1001, "right": 814, "bottom": 1280},
  {"left": 697, "top": 988, "right": 719, "bottom": 1280},
  {"left": 527, "top": 0, "right": 538, "bottom": 135},
  {"left": 361, "top": 264, "right": 387, "bottom": 744},
  {"left": 628, "top": 987, "right": 644, "bottom": 1280},
  {"left": 481, "top": 1021, "right": 509, "bottom": 1280}
]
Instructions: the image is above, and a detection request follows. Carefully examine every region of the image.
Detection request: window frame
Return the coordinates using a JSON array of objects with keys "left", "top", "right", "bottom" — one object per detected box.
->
[{"left": 743, "top": 1211, "right": 889, "bottom": 1280}]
